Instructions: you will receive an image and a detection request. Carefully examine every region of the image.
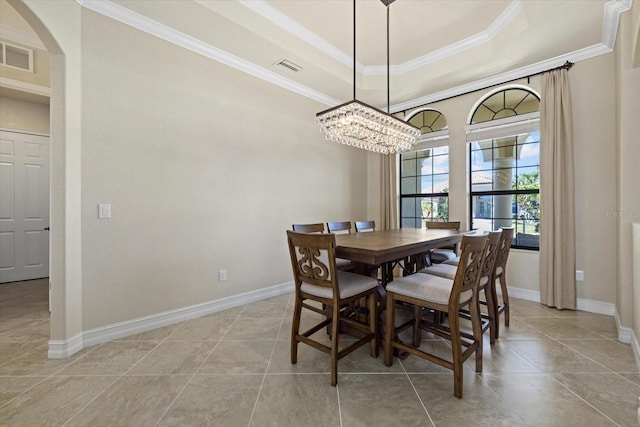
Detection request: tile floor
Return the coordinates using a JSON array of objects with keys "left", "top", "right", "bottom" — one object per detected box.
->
[{"left": 1, "top": 278, "right": 639, "bottom": 426}]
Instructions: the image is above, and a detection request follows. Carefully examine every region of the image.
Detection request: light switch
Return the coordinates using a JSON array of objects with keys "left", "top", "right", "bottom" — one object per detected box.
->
[{"left": 98, "top": 203, "right": 111, "bottom": 219}]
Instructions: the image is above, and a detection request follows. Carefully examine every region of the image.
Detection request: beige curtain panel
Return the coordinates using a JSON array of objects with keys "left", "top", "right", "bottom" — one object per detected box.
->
[
  {"left": 539, "top": 68, "right": 577, "bottom": 310},
  {"left": 380, "top": 154, "right": 398, "bottom": 231}
]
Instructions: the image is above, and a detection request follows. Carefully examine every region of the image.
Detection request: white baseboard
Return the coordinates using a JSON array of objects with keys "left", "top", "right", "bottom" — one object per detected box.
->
[
  {"left": 48, "top": 281, "right": 294, "bottom": 358},
  {"left": 502, "top": 286, "right": 539, "bottom": 303},
  {"left": 615, "top": 308, "right": 635, "bottom": 344},
  {"left": 631, "top": 330, "right": 640, "bottom": 373},
  {"left": 48, "top": 333, "right": 83, "bottom": 359},
  {"left": 576, "top": 298, "right": 615, "bottom": 316},
  {"left": 503, "top": 286, "right": 616, "bottom": 316},
  {"left": 48, "top": 282, "right": 627, "bottom": 359}
]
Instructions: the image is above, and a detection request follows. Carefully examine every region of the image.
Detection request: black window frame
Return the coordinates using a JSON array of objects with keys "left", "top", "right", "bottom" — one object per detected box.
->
[
  {"left": 400, "top": 146, "right": 450, "bottom": 229},
  {"left": 468, "top": 135, "right": 540, "bottom": 250}
]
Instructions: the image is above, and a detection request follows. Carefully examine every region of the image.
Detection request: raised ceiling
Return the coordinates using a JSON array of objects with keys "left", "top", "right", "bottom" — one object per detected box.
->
[{"left": 1, "top": 0, "right": 633, "bottom": 112}]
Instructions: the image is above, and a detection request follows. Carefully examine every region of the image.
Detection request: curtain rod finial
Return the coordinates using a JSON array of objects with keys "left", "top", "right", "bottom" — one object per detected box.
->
[{"left": 562, "top": 61, "right": 574, "bottom": 70}]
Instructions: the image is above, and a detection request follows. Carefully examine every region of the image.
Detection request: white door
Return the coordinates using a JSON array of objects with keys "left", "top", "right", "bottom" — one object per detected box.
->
[{"left": 0, "top": 130, "right": 50, "bottom": 283}]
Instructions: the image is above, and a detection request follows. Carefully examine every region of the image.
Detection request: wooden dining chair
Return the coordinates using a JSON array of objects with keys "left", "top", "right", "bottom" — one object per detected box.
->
[
  {"left": 444, "top": 227, "right": 514, "bottom": 339},
  {"left": 424, "top": 221, "right": 461, "bottom": 264},
  {"left": 286, "top": 230, "right": 378, "bottom": 386},
  {"left": 418, "top": 230, "right": 502, "bottom": 344},
  {"left": 354, "top": 220, "right": 375, "bottom": 232},
  {"left": 326, "top": 221, "right": 352, "bottom": 234},
  {"left": 383, "top": 233, "right": 488, "bottom": 398},
  {"left": 292, "top": 223, "right": 325, "bottom": 233},
  {"left": 491, "top": 227, "right": 514, "bottom": 339},
  {"left": 309, "top": 222, "right": 355, "bottom": 271}
]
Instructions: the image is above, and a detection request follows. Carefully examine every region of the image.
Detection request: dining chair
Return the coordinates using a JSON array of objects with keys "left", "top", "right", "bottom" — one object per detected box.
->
[
  {"left": 491, "top": 227, "right": 514, "bottom": 338},
  {"left": 292, "top": 223, "right": 325, "bottom": 233},
  {"left": 418, "top": 230, "right": 502, "bottom": 344},
  {"left": 293, "top": 223, "right": 350, "bottom": 270},
  {"left": 326, "top": 221, "right": 352, "bottom": 234},
  {"left": 383, "top": 233, "right": 488, "bottom": 398},
  {"left": 354, "top": 220, "right": 375, "bottom": 232},
  {"left": 424, "top": 220, "right": 461, "bottom": 264},
  {"left": 444, "top": 227, "right": 514, "bottom": 339},
  {"left": 286, "top": 230, "right": 378, "bottom": 386}
]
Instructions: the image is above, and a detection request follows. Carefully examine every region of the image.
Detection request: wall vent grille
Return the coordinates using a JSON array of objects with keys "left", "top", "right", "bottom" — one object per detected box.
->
[{"left": 274, "top": 58, "right": 302, "bottom": 72}]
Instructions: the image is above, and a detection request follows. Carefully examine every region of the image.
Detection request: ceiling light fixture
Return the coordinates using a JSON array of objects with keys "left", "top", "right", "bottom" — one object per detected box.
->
[{"left": 315, "top": 0, "right": 420, "bottom": 154}]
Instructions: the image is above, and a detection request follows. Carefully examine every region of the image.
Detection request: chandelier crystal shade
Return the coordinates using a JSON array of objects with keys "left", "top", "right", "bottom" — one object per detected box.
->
[
  {"left": 315, "top": 0, "right": 420, "bottom": 154},
  {"left": 316, "top": 100, "right": 421, "bottom": 154}
]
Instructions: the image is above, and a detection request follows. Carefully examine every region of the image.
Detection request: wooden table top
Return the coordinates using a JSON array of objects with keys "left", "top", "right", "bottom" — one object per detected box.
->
[{"left": 335, "top": 228, "right": 465, "bottom": 266}]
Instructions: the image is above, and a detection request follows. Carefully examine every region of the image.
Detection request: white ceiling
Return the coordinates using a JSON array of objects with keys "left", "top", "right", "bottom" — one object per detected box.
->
[{"left": 1, "top": 0, "right": 633, "bottom": 112}]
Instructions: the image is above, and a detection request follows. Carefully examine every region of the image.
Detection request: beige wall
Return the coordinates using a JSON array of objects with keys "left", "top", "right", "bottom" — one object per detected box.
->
[
  {"left": 79, "top": 10, "right": 368, "bottom": 330},
  {"left": 616, "top": 6, "right": 640, "bottom": 341},
  {"left": 0, "top": 95, "right": 49, "bottom": 133},
  {"left": 571, "top": 54, "right": 618, "bottom": 306}
]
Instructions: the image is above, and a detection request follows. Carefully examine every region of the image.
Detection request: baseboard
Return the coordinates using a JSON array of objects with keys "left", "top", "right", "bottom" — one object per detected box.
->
[
  {"left": 631, "top": 330, "right": 640, "bottom": 373},
  {"left": 500, "top": 286, "right": 616, "bottom": 317},
  {"left": 48, "top": 281, "right": 294, "bottom": 358},
  {"left": 615, "top": 308, "right": 634, "bottom": 345},
  {"left": 501, "top": 286, "right": 539, "bottom": 303},
  {"left": 47, "top": 281, "right": 624, "bottom": 357},
  {"left": 48, "top": 333, "right": 83, "bottom": 359}
]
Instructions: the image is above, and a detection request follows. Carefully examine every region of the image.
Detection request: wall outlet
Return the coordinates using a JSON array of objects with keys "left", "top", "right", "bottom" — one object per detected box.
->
[
  {"left": 576, "top": 270, "right": 584, "bottom": 281},
  {"left": 218, "top": 269, "right": 227, "bottom": 282}
]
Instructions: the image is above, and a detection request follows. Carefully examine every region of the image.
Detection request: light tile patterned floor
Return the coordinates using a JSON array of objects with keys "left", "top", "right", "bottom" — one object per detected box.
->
[{"left": 1, "top": 278, "right": 638, "bottom": 426}]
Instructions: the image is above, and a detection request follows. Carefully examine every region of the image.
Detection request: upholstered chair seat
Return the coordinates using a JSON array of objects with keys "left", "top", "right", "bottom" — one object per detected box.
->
[{"left": 301, "top": 271, "right": 378, "bottom": 299}]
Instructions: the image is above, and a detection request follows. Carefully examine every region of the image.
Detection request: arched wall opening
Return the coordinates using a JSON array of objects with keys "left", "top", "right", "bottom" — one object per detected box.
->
[{"left": 8, "top": 0, "right": 84, "bottom": 358}]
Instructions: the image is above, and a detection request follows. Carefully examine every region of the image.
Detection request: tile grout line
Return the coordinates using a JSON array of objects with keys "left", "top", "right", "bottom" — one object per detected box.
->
[
  {"left": 399, "top": 357, "right": 436, "bottom": 427},
  {"left": 0, "top": 337, "right": 104, "bottom": 413},
  {"left": 152, "top": 306, "right": 245, "bottom": 427},
  {"left": 513, "top": 318, "right": 621, "bottom": 374},
  {"left": 247, "top": 299, "right": 290, "bottom": 427},
  {"left": 60, "top": 327, "right": 179, "bottom": 427},
  {"left": 336, "top": 383, "right": 344, "bottom": 427},
  {"left": 552, "top": 376, "right": 622, "bottom": 427}
]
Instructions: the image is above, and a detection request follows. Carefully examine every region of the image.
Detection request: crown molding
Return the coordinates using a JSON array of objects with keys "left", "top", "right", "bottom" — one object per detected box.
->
[
  {"left": 77, "top": 0, "right": 340, "bottom": 107},
  {"left": 76, "top": 0, "right": 630, "bottom": 110},
  {"left": 0, "top": 24, "right": 45, "bottom": 50},
  {"left": 239, "top": 0, "right": 521, "bottom": 76},
  {"left": 367, "top": 0, "right": 522, "bottom": 75},
  {"left": 602, "top": 0, "right": 633, "bottom": 48},
  {"left": 390, "top": 42, "right": 613, "bottom": 113},
  {"left": 236, "top": 0, "right": 365, "bottom": 73}
]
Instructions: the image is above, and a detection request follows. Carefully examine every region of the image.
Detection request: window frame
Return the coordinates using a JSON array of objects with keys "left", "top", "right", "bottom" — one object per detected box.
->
[
  {"left": 467, "top": 129, "right": 540, "bottom": 251},
  {"left": 400, "top": 142, "right": 451, "bottom": 228}
]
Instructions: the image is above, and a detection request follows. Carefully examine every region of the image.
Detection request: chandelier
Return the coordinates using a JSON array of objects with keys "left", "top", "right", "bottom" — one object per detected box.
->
[{"left": 315, "top": 0, "right": 420, "bottom": 154}]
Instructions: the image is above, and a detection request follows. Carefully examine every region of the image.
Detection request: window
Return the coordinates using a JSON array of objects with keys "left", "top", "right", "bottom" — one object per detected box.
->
[
  {"left": 400, "top": 109, "right": 449, "bottom": 228},
  {"left": 468, "top": 87, "right": 540, "bottom": 250}
]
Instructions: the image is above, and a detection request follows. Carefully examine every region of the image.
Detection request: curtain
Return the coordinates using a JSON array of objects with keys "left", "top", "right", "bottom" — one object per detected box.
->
[
  {"left": 539, "top": 68, "right": 576, "bottom": 310},
  {"left": 380, "top": 154, "right": 398, "bottom": 231}
]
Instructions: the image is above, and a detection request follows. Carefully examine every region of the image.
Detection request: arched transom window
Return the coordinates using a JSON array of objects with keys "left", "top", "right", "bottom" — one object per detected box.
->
[
  {"left": 408, "top": 109, "right": 448, "bottom": 134},
  {"left": 470, "top": 87, "right": 540, "bottom": 124}
]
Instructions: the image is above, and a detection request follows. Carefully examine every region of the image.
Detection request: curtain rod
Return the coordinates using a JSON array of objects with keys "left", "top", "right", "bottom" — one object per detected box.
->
[{"left": 397, "top": 60, "right": 574, "bottom": 116}]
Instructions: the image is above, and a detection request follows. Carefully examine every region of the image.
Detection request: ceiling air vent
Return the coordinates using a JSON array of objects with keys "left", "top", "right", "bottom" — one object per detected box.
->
[{"left": 274, "top": 58, "right": 302, "bottom": 73}]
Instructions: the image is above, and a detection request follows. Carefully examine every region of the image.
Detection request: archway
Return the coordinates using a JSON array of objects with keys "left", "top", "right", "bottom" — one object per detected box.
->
[{"left": 8, "top": 0, "right": 83, "bottom": 358}]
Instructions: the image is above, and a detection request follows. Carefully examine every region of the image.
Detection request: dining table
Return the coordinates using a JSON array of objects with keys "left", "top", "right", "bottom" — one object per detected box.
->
[
  {"left": 335, "top": 227, "right": 466, "bottom": 287},
  {"left": 334, "top": 227, "right": 467, "bottom": 352}
]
